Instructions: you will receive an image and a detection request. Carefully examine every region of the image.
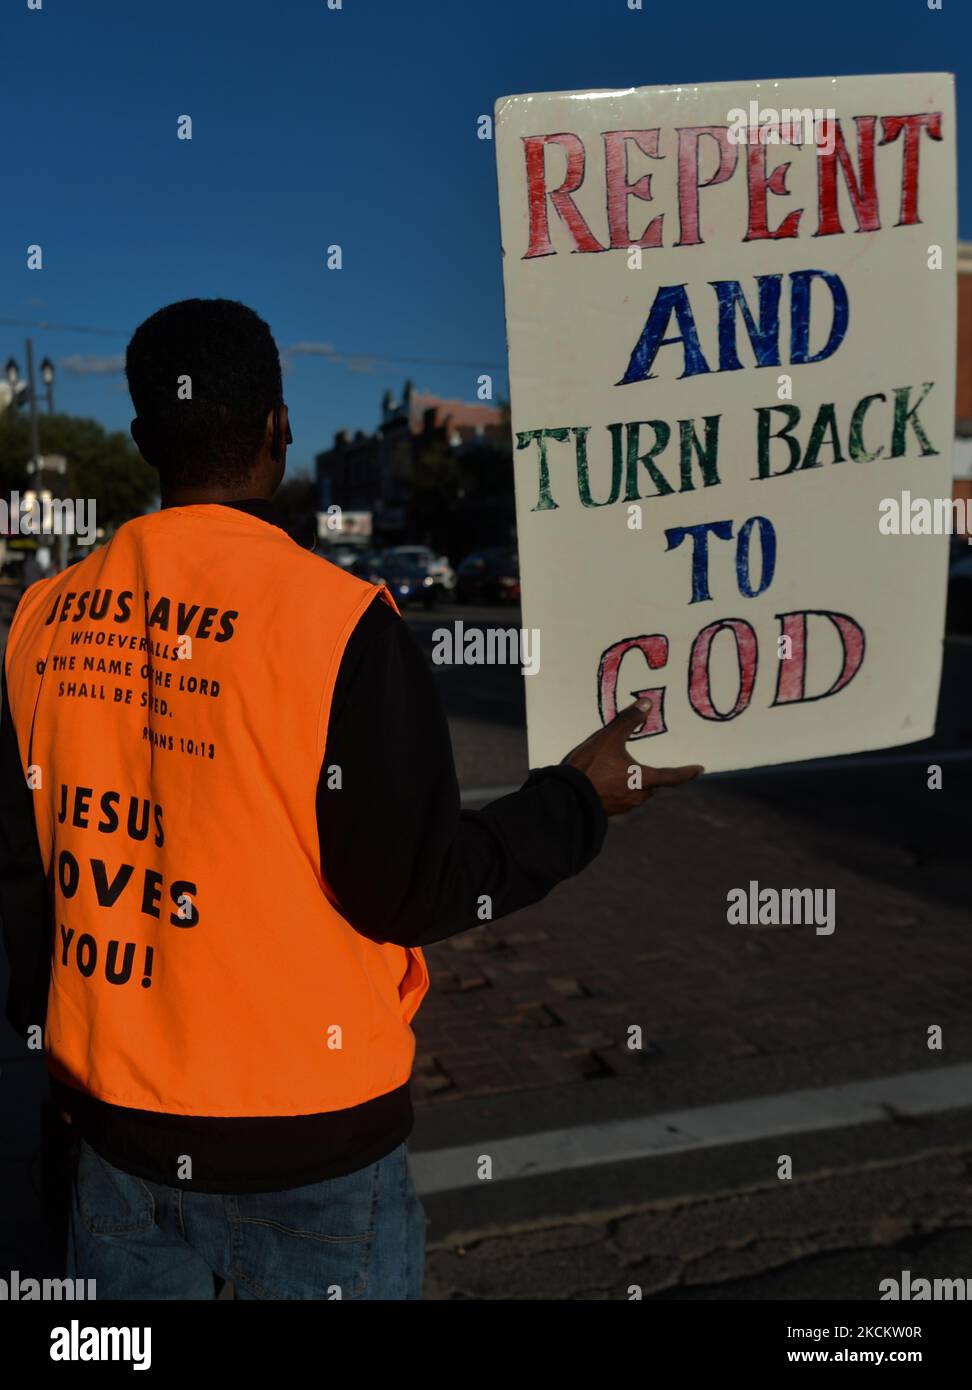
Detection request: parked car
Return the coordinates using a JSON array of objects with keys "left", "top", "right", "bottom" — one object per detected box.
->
[
  {"left": 323, "top": 543, "right": 368, "bottom": 570},
  {"left": 367, "top": 556, "right": 439, "bottom": 608},
  {"left": 348, "top": 548, "right": 385, "bottom": 580},
  {"left": 455, "top": 547, "right": 521, "bottom": 604},
  {"left": 381, "top": 545, "right": 456, "bottom": 593}
]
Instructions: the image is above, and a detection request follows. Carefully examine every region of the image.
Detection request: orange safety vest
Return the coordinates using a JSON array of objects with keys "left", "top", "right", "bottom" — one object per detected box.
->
[{"left": 3, "top": 505, "right": 429, "bottom": 1117}]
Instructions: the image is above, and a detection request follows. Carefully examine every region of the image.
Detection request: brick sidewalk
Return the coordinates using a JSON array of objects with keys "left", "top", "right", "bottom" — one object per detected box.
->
[{"left": 413, "top": 775, "right": 972, "bottom": 1109}]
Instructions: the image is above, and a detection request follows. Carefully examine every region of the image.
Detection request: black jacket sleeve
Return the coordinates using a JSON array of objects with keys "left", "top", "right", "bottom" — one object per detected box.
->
[
  {"left": 0, "top": 655, "right": 53, "bottom": 1041},
  {"left": 316, "top": 595, "right": 607, "bottom": 948}
]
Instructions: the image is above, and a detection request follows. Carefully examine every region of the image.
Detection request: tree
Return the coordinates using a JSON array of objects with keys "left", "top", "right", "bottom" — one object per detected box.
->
[{"left": 0, "top": 411, "right": 157, "bottom": 532}]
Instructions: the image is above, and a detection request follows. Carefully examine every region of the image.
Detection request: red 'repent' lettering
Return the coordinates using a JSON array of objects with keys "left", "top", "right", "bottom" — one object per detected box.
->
[
  {"left": 879, "top": 112, "right": 942, "bottom": 226},
  {"left": 520, "top": 110, "right": 943, "bottom": 255},
  {"left": 675, "top": 125, "right": 739, "bottom": 247},
  {"left": 604, "top": 129, "right": 665, "bottom": 249},
  {"left": 523, "top": 132, "right": 604, "bottom": 257},
  {"left": 816, "top": 116, "right": 880, "bottom": 236}
]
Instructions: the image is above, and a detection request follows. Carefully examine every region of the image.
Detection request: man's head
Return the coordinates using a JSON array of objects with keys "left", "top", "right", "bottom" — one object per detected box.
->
[{"left": 126, "top": 298, "right": 290, "bottom": 499}]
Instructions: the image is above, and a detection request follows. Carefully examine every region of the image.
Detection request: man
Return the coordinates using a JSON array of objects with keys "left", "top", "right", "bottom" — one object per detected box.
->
[{"left": 0, "top": 298, "right": 701, "bottom": 1300}]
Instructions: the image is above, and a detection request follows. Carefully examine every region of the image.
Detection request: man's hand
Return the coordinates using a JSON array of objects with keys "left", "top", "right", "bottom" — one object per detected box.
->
[{"left": 563, "top": 699, "right": 704, "bottom": 816}]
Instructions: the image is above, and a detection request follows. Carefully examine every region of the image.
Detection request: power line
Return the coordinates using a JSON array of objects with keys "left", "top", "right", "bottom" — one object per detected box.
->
[
  {"left": 0, "top": 314, "right": 508, "bottom": 372},
  {"left": 0, "top": 315, "right": 122, "bottom": 338}
]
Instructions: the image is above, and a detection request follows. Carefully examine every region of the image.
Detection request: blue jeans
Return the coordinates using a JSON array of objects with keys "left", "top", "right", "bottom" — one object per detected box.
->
[{"left": 66, "top": 1139, "right": 426, "bottom": 1300}]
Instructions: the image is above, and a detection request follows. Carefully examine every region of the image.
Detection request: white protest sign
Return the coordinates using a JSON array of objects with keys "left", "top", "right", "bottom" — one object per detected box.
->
[{"left": 495, "top": 73, "right": 956, "bottom": 773}]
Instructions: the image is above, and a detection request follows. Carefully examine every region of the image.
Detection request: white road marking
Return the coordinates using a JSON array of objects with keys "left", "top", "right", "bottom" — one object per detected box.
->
[{"left": 409, "top": 1062, "right": 972, "bottom": 1194}]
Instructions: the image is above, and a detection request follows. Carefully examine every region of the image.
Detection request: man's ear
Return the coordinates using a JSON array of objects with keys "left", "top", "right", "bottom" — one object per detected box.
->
[
  {"left": 268, "top": 403, "right": 291, "bottom": 464},
  {"left": 264, "top": 405, "right": 278, "bottom": 461}
]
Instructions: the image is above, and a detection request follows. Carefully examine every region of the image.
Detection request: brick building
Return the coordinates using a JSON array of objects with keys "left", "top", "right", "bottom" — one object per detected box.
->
[{"left": 315, "top": 380, "right": 508, "bottom": 551}]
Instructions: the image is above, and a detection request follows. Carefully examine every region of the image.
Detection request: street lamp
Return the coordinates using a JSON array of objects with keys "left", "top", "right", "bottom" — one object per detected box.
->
[
  {"left": 40, "top": 357, "right": 54, "bottom": 413},
  {"left": 24, "top": 339, "right": 41, "bottom": 482},
  {"left": 4, "top": 344, "right": 66, "bottom": 572},
  {"left": 3, "top": 357, "right": 30, "bottom": 413}
]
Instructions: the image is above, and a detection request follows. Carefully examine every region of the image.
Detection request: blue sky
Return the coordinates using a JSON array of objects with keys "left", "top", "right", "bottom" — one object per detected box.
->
[{"left": 2, "top": 0, "right": 968, "bottom": 477}]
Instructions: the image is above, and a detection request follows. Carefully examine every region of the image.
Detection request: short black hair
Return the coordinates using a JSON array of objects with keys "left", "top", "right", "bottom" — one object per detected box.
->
[{"left": 126, "top": 298, "right": 282, "bottom": 486}]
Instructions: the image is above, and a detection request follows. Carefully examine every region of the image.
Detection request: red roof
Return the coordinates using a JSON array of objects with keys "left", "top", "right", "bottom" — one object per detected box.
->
[{"left": 409, "top": 392, "right": 501, "bottom": 436}]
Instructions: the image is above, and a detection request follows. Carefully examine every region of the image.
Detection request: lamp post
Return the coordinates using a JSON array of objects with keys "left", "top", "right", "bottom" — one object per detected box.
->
[
  {"left": 4, "top": 357, "right": 22, "bottom": 416},
  {"left": 40, "top": 356, "right": 55, "bottom": 413},
  {"left": 7, "top": 345, "right": 67, "bottom": 571},
  {"left": 24, "top": 338, "right": 43, "bottom": 492},
  {"left": 4, "top": 349, "right": 55, "bottom": 419}
]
